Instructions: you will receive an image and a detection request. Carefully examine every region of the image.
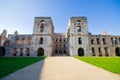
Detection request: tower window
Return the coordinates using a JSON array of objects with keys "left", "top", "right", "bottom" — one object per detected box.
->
[
  {"left": 39, "top": 37, "right": 43, "bottom": 44},
  {"left": 76, "top": 20, "right": 81, "bottom": 27},
  {"left": 40, "top": 23, "right": 44, "bottom": 32},
  {"left": 40, "top": 20, "right": 45, "bottom": 32},
  {"left": 78, "top": 37, "right": 82, "bottom": 44},
  {"left": 78, "top": 26, "right": 81, "bottom": 32}
]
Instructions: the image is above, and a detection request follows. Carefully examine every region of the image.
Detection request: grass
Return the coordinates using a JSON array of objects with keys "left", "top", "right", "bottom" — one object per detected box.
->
[
  {"left": 0, "top": 57, "right": 45, "bottom": 78},
  {"left": 75, "top": 56, "right": 120, "bottom": 74}
]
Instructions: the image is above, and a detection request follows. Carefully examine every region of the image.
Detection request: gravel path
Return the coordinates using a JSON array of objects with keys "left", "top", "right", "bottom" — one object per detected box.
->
[{"left": 40, "top": 57, "right": 120, "bottom": 80}]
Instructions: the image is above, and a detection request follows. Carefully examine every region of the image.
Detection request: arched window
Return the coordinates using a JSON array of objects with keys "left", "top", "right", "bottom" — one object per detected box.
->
[
  {"left": 115, "top": 47, "right": 120, "bottom": 56},
  {"left": 55, "top": 49, "right": 58, "bottom": 53},
  {"left": 37, "top": 47, "right": 44, "bottom": 56},
  {"left": 64, "top": 49, "right": 66, "bottom": 53},
  {"left": 76, "top": 20, "right": 81, "bottom": 27},
  {"left": 102, "top": 38, "right": 105, "bottom": 44},
  {"left": 20, "top": 48, "right": 23, "bottom": 56},
  {"left": 63, "top": 39, "right": 65, "bottom": 42},
  {"left": 39, "top": 37, "right": 43, "bottom": 44},
  {"left": 59, "top": 49, "right": 62, "bottom": 54},
  {"left": 41, "top": 20, "right": 45, "bottom": 23},
  {"left": 22, "top": 37, "right": 25, "bottom": 45},
  {"left": 60, "top": 38, "right": 62, "bottom": 42},
  {"left": 104, "top": 47, "right": 109, "bottom": 56},
  {"left": 0, "top": 47, "right": 5, "bottom": 56},
  {"left": 28, "top": 37, "right": 31, "bottom": 45},
  {"left": 97, "top": 38, "right": 100, "bottom": 44},
  {"left": 92, "top": 47, "right": 95, "bottom": 53},
  {"left": 13, "top": 48, "right": 17, "bottom": 56},
  {"left": 92, "top": 47, "right": 95, "bottom": 56},
  {"left": 78, "top": 26, "right": 81, "bottom": 32},
  {"left": 102, "top": 38, "right": 106, "bottom": 45},
  {"left": 78, "top": 48, "right": 84, "bottom": 56},
  {"left": 78, "top": 37, "right": 82, "bottom": 44},
  {"left": 91, "top": 39, "right": 94, "bottom": 44},
  {"left": 98, "top": 48, "right": 102, "bottom": 56},
  {"left": 40, "top": 20, "right": 45, "bottom": 32},
  {"left": 26, "top": 48, "right": 30, "bottom": 56}
]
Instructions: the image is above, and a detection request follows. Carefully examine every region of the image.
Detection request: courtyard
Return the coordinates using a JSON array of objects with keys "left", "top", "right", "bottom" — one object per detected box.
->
[{"left": 0, "top": 57, "right": 120, "bottom": 80}]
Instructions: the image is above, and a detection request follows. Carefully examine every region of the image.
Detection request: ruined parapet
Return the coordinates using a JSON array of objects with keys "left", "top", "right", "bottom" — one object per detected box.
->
[
  {"left": 1, "top": 29, "right": 7, "bottom": 37},
  {"left": 33, "top": 17, "right": 54, "bottom": 35},
  {"left": 14, "top": 31, "right": 18, "bottom": 35},
  {"left": 0, "top": 29, "right": 7, "bottom": 46}
]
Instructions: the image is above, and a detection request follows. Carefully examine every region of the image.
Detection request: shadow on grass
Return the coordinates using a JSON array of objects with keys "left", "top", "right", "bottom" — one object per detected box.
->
[{"left": 0, "top": 57, "right": 46, "bottom": 80}]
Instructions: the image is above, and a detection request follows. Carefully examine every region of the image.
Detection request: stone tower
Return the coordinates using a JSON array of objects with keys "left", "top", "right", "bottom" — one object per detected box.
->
[
  {"left": 67, "top": 17, "right": 90, "bottom": 56},
  {"left": 31, "top": 17, "right": 54, "bottom": 56}
]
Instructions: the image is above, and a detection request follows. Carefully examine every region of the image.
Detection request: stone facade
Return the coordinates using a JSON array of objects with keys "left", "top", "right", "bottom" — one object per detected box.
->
[{"left": 0, "top": 16, "right": 120, "bottom": 57}]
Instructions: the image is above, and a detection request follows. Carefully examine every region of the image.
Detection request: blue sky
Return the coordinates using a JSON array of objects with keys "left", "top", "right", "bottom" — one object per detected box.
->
[{"left": 0, "top": 0, "right": 120, "bottom": 35}]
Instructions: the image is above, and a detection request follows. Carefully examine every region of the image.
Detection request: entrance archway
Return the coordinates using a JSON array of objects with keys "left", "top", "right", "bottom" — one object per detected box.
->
[
  {"left": 115, "top": 47, "right": 120, "bottom": 56},
  {"left": 0, "top": 47, "right": 5, "bottom": 56},
  {"left": 37, "top": 47, "right": 44, "bottom": 56},
  {"left": 78, "top": 48, "right": 84, "bottom": 56}
]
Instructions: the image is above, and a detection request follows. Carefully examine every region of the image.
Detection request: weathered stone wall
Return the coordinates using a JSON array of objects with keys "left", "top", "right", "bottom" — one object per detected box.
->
[
  {"left": 67, "top": 17, "right": 90, "bottom": 56},
  {"left": 31, "top": 35, "right": 53, "bottom": 56},
  {"left": 53, "top": 33, "right": 68, "bottom": 55},
  {"left": 89, "top": 35, "right": 120, "bottom": 56},
  {"left": 2, "top": 16, "right": 120, "bottom": 57},
  {"left": 5, "top": 17, "right": 55, "bottom": 57}
]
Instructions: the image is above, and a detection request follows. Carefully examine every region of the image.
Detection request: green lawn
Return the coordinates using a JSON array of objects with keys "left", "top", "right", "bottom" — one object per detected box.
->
[
  {"left": 0, "top": 57, "right": 45, "bottom": 78},
  {"left": 75, "top": 56, "right": 120, "bottom": 74}
]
